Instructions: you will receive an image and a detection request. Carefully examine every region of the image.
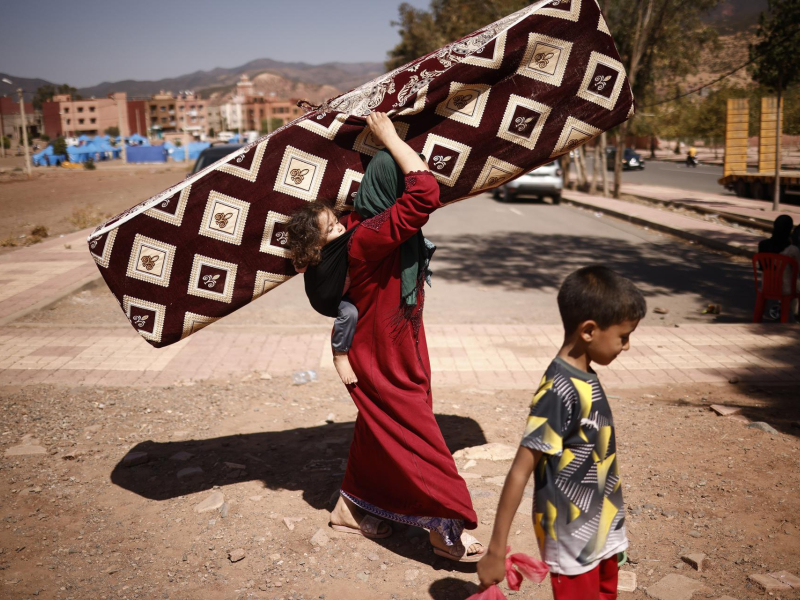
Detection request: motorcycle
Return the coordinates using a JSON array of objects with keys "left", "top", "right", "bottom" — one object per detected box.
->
[{"left": 686, "top": 154, "right": 699, "bottom": 168}]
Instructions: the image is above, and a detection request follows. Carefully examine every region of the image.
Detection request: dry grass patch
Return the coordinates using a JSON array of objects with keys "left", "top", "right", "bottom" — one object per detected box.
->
[{"left": 70, "top": 205, "right": 110, "bottom": 231}]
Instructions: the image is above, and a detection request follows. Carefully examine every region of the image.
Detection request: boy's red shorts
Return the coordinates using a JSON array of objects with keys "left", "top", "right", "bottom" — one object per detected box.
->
[{"left": 550, "top": 556, "right": 619, "bottom": 600}]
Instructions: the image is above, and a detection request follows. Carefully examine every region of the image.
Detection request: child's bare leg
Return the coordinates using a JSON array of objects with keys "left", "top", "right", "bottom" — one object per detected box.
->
[{"left": 333, "top": 351, "right": 358, "bottom": 385}]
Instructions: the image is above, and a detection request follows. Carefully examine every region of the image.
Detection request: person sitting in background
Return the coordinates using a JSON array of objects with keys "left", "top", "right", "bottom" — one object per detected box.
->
[
  {"left": 758, "top": 215, "right": 793, "bottom": 254},
  {"left": 780, "top": 226, "right": 800, "bottom": 320}
]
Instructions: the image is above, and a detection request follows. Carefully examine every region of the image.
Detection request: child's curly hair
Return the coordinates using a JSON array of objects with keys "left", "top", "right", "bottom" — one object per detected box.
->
[{"left": 286, "top": 202, "right": 335, "bottom": 270}]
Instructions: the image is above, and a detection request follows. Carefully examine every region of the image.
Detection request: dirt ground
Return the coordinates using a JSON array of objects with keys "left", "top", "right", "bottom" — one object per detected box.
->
[
  {"left": 1, "top": 374, "right": 798, "bottom": 600},
  {"left": 2, "top": 158, "right": 798, "bottom": 600},
  {"left": 0, "top": 161, "right": 190, "bottom": 252}
]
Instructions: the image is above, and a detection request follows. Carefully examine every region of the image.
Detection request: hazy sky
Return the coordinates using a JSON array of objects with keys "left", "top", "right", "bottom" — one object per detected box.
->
[{"left": 0, "top": 0, "right": 430, "bottom": 87}]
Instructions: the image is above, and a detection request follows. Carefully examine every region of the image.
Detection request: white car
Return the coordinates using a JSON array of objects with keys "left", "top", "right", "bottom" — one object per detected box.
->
[{"left": 492, "top": 160, "right": 563, "bottom": 203}]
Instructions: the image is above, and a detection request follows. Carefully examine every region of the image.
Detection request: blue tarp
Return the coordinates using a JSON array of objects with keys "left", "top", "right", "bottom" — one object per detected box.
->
[
  {"left": 32, "top": 146, "right": 68, "bottom": 166},
  {"left": 126, "top": 145, "right": 167, "bottom": 163},
  {"left": 78, "top": 135, "right": 91, "bottom": 142},
  {"left": 127, "top": 133, "right": 148, "bottom": 144}
]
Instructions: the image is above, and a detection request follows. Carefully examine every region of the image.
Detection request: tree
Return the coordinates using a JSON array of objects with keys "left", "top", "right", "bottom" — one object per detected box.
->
[
  {"left": 386, "top": 0, "right": 531, "bottom": 70},
  {"left": 52, "top": 136, "right": 67, "bottom": 156},
  {"left": 104, "top": 126, "right": 120, "bottom": 137},
  {"left": 603, "top": 0, "right": 720, "bottom": 197},
  {"left": 749, "top": 0, "right": 800, "bottom": 210},
  {"left": 387, "top": 0, "right": 721, "bottom": 198},
  {"left": 32, "top": 83, "right": 82, "bottom": 110},
  {"left": 260, "top": 118, "right": 284, "bottom": 134}
]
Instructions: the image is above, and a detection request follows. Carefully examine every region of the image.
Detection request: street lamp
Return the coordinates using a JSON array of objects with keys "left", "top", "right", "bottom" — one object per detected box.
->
[{"left": 1, "top": 78, "right": 32, "bottom": 178}]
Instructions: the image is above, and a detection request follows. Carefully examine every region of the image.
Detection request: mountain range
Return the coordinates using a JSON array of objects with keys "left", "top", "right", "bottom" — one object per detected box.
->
[
  {"left": 1, "top": 58, "right": 383, "bottom": 104},
  {"left": 79, "top": 59, "right": 383, "bottom": 100}
]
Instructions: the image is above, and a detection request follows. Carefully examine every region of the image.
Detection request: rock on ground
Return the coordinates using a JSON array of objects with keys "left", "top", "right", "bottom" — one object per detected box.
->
[
  {"left": 646, "top": 574, "right": 707, "bottom": 600},
  {"left": 121, "top": 451, "right": 148, "bottom": 467},
  {"left": 680, "top": 553, "right": 707, "bottom": 571},
  {"left": 749, "top": 573, "right": 792, "bottom": 592},
  {"left": 310, "top": 528, "right": 329, "bottom": 547},
  {"left": 194, "top": 491, "right": 225, "bottom": 513},
  {"left": 769, "top": 571, "right": 800, "bottom": 588},
  {"left": 617, "top": 570, "right": 636, "bottom": 592},
  {"left": 747, "top": 421, "right": 779, "bottom": 434},
  {"left": 453, "top": 443, "right": 517, "bottom": 461},
  {"left": 228, "top": 548, "right": 245, "bottom": 562}
]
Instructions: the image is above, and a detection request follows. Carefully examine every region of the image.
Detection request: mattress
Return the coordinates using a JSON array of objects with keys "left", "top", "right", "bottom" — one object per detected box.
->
[{"left": 87, "top": 0, "right": 634, "bottom": 348}]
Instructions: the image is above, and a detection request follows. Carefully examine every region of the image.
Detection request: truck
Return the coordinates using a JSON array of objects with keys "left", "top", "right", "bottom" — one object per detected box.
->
[{"left": 719, "top": 97, "right": 800, "bottom": 201}]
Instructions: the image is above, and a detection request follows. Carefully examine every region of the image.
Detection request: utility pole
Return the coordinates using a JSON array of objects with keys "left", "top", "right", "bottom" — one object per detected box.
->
[
  {"left": 183, "top": 94, "right": 190, "bottom": 163},
  {"left": 17, "top": 89, "right": 32, "bottom": 178},
  {"left": 0, "top": 102, "right": 6, "bottom": 158},
  {"left": 115, "top": 93, "right": 128, "bottom": 164}
]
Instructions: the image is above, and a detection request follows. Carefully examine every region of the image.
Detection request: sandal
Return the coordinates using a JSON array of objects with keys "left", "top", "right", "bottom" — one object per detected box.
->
[
  {"left": 432, "top": 532, "right": 485, "bottom": 563},
  {"left": 329, "top": 514, "right": 392, "bottom": 539}
]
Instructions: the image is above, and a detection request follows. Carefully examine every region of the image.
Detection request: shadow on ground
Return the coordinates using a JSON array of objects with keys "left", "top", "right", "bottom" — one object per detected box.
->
[
  {"left": 431, "top": 230, "right": 756, "bottom": 322},
  {"left": 110, "top": 414, "right": 486, "bottom": 507},
  {"left": 429, "top": 576, "right": 481, "bottom": 600}
]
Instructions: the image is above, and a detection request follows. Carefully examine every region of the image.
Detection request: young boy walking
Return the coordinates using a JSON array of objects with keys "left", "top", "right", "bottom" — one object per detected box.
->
[{"left": 477, "top": 266, "right": 646, "bottom": 600}]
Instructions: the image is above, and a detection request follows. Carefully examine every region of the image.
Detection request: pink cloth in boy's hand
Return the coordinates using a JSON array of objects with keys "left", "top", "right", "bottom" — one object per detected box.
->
[
  {"left": 506, "top": 548, "right": 549, "bottom": 589},
  {"left": 466, "top": 547, "right": 549, "bottom": 600}
]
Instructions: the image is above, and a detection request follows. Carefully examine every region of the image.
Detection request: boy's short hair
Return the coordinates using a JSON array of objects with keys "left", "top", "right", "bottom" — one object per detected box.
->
[{"left": 557, "top": 266, "right": 646, "bottom": 334}]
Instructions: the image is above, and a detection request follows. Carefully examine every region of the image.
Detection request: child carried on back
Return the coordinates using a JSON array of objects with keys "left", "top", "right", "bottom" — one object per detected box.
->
[{"left": 286, "top": 113, "right": 434, "bottom": 386}]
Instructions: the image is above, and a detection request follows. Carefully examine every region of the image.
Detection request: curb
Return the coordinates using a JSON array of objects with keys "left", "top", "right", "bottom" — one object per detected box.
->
[
  {"left": 561, "top": 194, "right": 753, "bottom": 258},
  {"left": 0, "top": 271, "right": 102, "bottom": 327},
  {"left": 622, "top": 192, "right": 773, "bottom": 233}
]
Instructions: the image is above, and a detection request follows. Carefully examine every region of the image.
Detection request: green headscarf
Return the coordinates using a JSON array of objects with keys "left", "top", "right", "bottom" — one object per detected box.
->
[{"left": 354, "top": 149, "right": 434, "bottom": 306}]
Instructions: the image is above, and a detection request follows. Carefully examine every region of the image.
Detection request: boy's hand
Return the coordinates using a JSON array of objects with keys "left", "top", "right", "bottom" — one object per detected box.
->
[
  {"left": 477, "top": 549, "right": 506, "bottom": 590},
  {"left": 365, "top": 112, "right": 398, "bottom": 148}
]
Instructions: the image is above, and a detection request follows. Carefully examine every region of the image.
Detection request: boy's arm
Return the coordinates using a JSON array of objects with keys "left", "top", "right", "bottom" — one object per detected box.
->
[{"left": 477, "top": 446, "right": 541, "bottom": 589}]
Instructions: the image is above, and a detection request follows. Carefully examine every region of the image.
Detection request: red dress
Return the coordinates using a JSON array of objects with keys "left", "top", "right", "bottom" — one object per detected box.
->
[{"left": 340, "top": 170, "right": 477, "bottom": 535}]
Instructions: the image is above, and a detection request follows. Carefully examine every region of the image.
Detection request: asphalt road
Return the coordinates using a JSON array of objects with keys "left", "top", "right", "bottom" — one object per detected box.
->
[
  {"left": 41, "top": 190, "right": 755, "bottom": 329},
  {"left": 585, "top": 155, "right": 729, "bottom": 195},
  {"left": 245, "top": 194, "right": 754, "bottom": 328}
]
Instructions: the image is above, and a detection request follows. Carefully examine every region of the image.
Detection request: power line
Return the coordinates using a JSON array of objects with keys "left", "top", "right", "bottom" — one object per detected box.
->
[{"left": 639, "top": 25, "right": 800, "bottom": 109}]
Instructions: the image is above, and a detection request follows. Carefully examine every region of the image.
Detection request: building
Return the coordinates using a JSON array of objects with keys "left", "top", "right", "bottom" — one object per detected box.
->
[
  {"left": 241, "top": 96, "right": 304, "bottom": 132},
  {"left": 1, "top": 95, "right": 41, "bottom": 142},
  {"left": 206, "top": 103, "right": 222, "bottom": 136},
  {"left": 217, "top": 74, "right": 305, "bottom": 135},
  {"left": 147, "top": 91, "right": 209, "bottom": 139},
  {"left": 41, "top": 93, "right": 146, "bottom": 138}
]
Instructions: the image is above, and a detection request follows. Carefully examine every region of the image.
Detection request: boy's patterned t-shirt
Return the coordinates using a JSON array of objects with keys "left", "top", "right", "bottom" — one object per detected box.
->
[{"left": 521, "top": 357, "right": 628, "bottom": 575}]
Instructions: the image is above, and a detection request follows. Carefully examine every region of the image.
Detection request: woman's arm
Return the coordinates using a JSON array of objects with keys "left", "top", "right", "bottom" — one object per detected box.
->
[
  {"left": 366, "top": 112, "right": 428, "bottom": 174},
  {"left": 349, "top": 113, "right": 438, "bottom": 263},
  {"left": 477, "top": 446, "right": 540, "bottom": 589},
  {"left": 349, "top": 171, "right": 439, "bottom": 263}
]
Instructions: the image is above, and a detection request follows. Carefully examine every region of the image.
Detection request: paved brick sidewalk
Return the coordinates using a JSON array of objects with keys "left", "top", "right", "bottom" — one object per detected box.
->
[
  {"left": 562, "top": 190, "right": 762, "bottom": 256},
  {"left": 0, "top": 228, "right": 98, "bottom": 326},
  {"left": 1, "top": 200, "right": 797, "bottom": 391},
  {"left": 1, "top": 322, "right": 797, "bottom": 389},
  {"left": 621, "top": 182, "right": 800, "bottom": 228}
]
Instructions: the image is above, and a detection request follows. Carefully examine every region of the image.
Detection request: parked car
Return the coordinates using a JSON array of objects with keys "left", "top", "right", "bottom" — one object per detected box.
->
[
  {"left": 606, "top": 147, "right": 645, "bottom": 171},
  {"left": 190, "top": 143, "right": 245, "bottom": 175},
  {"left": 492, "top": 160, "right": 563, "bottom": 203}
]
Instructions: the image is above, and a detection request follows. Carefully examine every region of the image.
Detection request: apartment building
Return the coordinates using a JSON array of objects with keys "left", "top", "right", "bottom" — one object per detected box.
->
[
  {"left": 41, "top": 93, "right": 145, "bottom": 138},
  {"left": 0, "top": 96, "right": 40, "bottom": 141},
  {"left": 147, "top": 91, "right": 209, "bottom": 138}
]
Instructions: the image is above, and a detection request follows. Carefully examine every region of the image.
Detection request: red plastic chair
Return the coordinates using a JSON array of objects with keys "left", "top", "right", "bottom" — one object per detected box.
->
[{"left": 752, "top": 253, "right": 800, "bottom": 323}]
